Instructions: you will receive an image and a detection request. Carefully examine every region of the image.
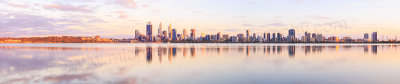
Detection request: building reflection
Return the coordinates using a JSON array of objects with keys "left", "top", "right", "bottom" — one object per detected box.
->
[
  {"left": 190, "top": 47, "right": 196, "bottom": 57},
  {"left": 183, "top": 47, "right": 187, "bottom": 58},
  {"left": 372, "top": 45, "right": 377, "bottom": 54},
  {"left": 146, "top": 47, "right": 152, "bottom": 64},
  {"left": 364, "top": 45, "right": 369, "bottom": 53},
  {"left": 288, "top": 46, "right": 295, "bottom": 57},
  {"left": 246, "top": 46, "right": 249, "bottom": 57},
  {"left": 277, "top": 46, "right": 282, "bottom": 54}
]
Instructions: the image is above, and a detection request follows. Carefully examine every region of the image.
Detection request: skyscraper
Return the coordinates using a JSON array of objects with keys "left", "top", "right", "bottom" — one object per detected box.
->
[
  {"left": 305, "top": 32, "right": 311, "bottom": 42},
  {"left": 288, "top": 29, "right": 295, "bottom": 42},
  {"left": 246, "top": 30, "right": 250, "bottom": 41},
  {"left": 190, "top": 29, "right": 196, "bottom": 39},
  {"left": 146, "top": 22, "right": 152, "bottom": 36},
  {"left": 263, "top": 33, "right": 266, "bottom": 41},
  {"left": 217, "top": 32, "right": 221, "bottom": 40},
  {"left": 172, "top": 29, "right": 177, "bottom": 41},
  {"left": 312, "top": 33, "right": 316, "bottom": 38},
  {"left": 272, "top": 33, "right": 276, "bottom": 42},
  {"left": 168, "top": 24, "right": 172, "bottom": 39},
  {"left": 372, "top": 32, "right": 378, "bottom": 42},
  {"left": 183, "top": 29, "right": 188, "bottom": 39},
  {"left": 277, "top": 33, "right": 282, "bottom": 42},
  {"left": 158, "top": 23, "right": 162, "bottom": 36},
  {"left": 364, "top": 33, "right": 369, "bottom": 40},
  {"left": 162, "top": 31, "right": 167, "bottom": 38},
  {"left": 135, "top": 30, "right": 140, "bottom": 39},
  {"left": 267, "top": 33, "right": 271, "bottom": 42}
]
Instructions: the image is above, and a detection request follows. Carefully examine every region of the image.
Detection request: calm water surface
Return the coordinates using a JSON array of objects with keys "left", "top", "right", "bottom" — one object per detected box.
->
[{"left": 0, "top": 43, "right": 399, "bottom": 84}]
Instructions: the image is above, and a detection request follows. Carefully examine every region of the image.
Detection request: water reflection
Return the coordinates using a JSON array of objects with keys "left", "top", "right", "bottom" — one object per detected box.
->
[{"left": 0, "top": 44, "right": 399, "bottom": 84}]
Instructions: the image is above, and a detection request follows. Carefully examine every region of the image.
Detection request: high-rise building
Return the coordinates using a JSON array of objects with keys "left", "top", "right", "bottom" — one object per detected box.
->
[
  {"left": 172, "top": 29, "right": 177, "bottom": 41},
  {"left": 272, "top": 33, "right": 276, "bottom": 42},
  {"left": 183, "top": 29, "right": 188, "bottom": 39},
  {"left": 312, "top": 33, "right": 316, "bottom": 38},
  {"left": 364, "top": 33, "right": 369, "bottom": 40},
  {"left": 237, "top": 34, "right": 245, "bottom": 42},
  {"left": 190, "top": 29, "right": 196, "bottom": 39},
  {"left": 135, "top": 30, "right": 140, "bottom": 39},
  {"left": 217, "top": 32, "right": 221, "bottom": 40},
  {"left": 316, "top": 34, "right": 323, "bottom": 42},
  {"left": 222, "top": 34, "right": 229, "bottom": 41},
  {"left": 277, "top": 33, "right": 282, "bottom": 42},
  {"left": 158, "top": 23, "right": 162, "bottom": 36},
  {"left": 246, "top": 30, "right": 250, "bottom": 41},
  {"left": 305, "top": 32, "right": 311, "bottom": 42},
  {"left": 168, "top": 24, "right": 172, "bottom": 39},
  {"left": 372, "top": 32, "right": 378, "bottom": 42},
  {"left": 252, "top": 33, "right": 256, "bottom": 41},
  {"left": 201, "top": 32, "right": 205, "bottom": 40},
  {"left": 267, "top": 33, "right": 270, "bottom": 42},
  {"left": 288, "top": 29, "right": 295, "bottom": 42},
  {"left": 263, "top": 33, "right": 266, "bottom": 41},
  {"left": 162, "top": 31, "right": 167, "bottom": 38},
  {"left": 146, "top": 22, "right": 152, "bottom": 36}
]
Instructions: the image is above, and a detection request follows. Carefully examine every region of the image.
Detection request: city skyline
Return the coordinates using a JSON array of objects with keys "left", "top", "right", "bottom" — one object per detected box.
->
[
  {"left": 135, "top": 21, "right": 388, "bottom": 42},
  {"left": 1, "top": 0, "right": 400, "bottom": 40}
]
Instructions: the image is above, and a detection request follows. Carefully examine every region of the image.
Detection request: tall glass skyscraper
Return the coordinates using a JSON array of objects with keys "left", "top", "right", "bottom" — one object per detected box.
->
[
  {"left": 146, "top": 22, "right": 152, "bottom": 36},
  {"left": 158, "top": 23, "right": 162, "bottom": 36},
  {"left": 168, "top": 24, "right": 172, "bottom": 39},
  {"left": 372, "top": 32, "right": 378, "bottom": 42},
  {"left": 288, "top": 29, "right": 295, "bottom": 42},
  {"left": 172, "top": 29, "right": 177, "bottom": 41}
]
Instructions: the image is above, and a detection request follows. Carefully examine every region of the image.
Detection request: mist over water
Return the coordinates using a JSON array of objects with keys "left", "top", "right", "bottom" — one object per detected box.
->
[{"left": 0, "top": 43, "right": 399, "bottom": 84}]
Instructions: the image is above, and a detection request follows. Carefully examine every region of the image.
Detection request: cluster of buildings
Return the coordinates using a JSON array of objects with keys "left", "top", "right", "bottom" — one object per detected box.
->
[
  {"left": 134, "top": 21, "right": 393, "bottom": 43},
  {"left": 135, "top": 22, "right": 197, "bottom": 42}
]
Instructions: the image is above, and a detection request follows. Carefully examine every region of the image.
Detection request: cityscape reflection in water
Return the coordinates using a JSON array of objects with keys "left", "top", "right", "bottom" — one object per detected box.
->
[{"left": 0, "top": 43, "right": 399, "bottom": 84}]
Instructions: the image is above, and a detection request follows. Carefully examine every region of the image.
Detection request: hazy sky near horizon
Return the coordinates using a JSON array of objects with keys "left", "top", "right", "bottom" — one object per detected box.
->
[{"left": 1, "top": 0, "right": 400, "bottom": 39}]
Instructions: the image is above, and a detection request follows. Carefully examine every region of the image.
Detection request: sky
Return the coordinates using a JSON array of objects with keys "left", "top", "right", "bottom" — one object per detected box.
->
[{"left": 1, "top": 0, "right": 400, "bottom": 40}]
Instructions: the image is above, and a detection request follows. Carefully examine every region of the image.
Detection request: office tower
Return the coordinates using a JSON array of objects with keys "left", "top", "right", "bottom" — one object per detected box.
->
[
  {"left": 205, "top": 35, "right": 211, "bottom": 41},
  {"left": 162, "top": 31, "right": 167, "bottom": 38},
  {"left": 305, "top": 32, "right": 311, "bottom": 42},
  {"left": 252, "top": 33, "right": 256, "bottom": 41},
  {"left": 246, "top": 30, "right": 250, "bottom": 41},
  {"left": 267, "top": 33, "right": 271, "bottom": 42},
  {"left": 304, "top": 32, "right": 308, "bottom": 42},
  {"left": 277, "top": 33, "right": 282, "bottom": 42},
  {"left": 364, "top": 33, "right": 369, "bottom": 39},
  {"left": 372, "top": 32, "right": 378, "bottom": 42},
  {"left": 263, "top": 33, "right": 266, "bottom": 41},
  {"left": 177, "top": 34, "right": 181, "bottom": 40},
  {"left": 201, "top": 32, "right": 205, "bottom": 40},
  {"left": 183, "top": 29, "right": 188, "bottom": 39},
  {"left": 272, "top": 33, "right": 276, "bottom": 42},
  {"left": 168, "top": 24, "right": 172, "bottom": 38},
  {"left": 237, "top": 34, "right": 245, "bottom": 42},
  {"left": 312, "top": 33, "right": 316, "bottom": 38},
  {"left": 316, "top": 34, "right": 323, "bottom": 42},
  {"left": 222, "top": 34, "right": 229, "bottom": 40},
  {"left": 217, "top": 32, "right": 221, "bottom": 40},
  {"left": 146, "top": 22, "right": 152, "bottom": 36},
  {"left": 288, "top": 29, "right": 295, "bottom": 42},
  {"left": 190, "top": 29, "right": 196, "bottom": 39},
  {"left": 158, "top": 23, "right": 162, "bottom": 36},
  {"left": 135, "top": 30, "right": 140, "bottom": 39},
  {"left": 172, "top": 29, "right": 177, "bottom": 41}
]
